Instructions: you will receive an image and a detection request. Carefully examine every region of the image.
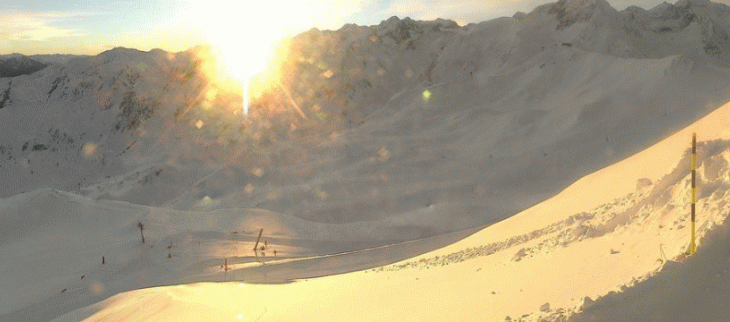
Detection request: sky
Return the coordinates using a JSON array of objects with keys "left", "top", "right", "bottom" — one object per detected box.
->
[{"left": 2, "top": 0, "right": 689, "bottom": 57}]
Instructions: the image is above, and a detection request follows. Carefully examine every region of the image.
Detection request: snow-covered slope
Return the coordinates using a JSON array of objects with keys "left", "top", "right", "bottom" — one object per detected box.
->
[
  {"left": 6, "top": 0, "right": 730, "bottom": 320},
  {"left": 39, "top": 77, "right": 730, "bottom": 322},
  {"left": 567, "top": 218, "right": 730, "bottom": 322},
  {"left": 4, "top": 0, "right": 730, "bottom": 241},
  {"left": 256, "top": 0, "right": 730, "bottom": 226},
  {"left": 0, "top": 46, "right": 240, "bottom": 201},
  {"left": 0, "top": 187, "right": 481, "bottom": 321}
]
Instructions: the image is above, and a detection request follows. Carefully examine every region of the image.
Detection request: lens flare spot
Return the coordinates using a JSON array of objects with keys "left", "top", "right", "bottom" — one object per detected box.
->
[
  {"left": 378, "top": 146, "right": 391, "bottom": 162},
  {"left": 244, "top": 183, "right": 255, "bottom": 195},
  {"left": 82, "top": 143, "right": 98, "bottom": 158},
  {"left": 90, "top": 281, "right": 105, "bottom": 295},
  {"left": 252, "top": 168, "right": 265, "bottom": 178},
  {"left": 328, "top": 132, "right": 340, "bottom": 142},
  {"left": 422, "top": 89, "right": 432, "bottom": 102},
  {"left": 205, "top": 88, "right": 218, "bottom": 101},
  {"left": 314, "top": 187, "right": 329, "bottom": 200}
]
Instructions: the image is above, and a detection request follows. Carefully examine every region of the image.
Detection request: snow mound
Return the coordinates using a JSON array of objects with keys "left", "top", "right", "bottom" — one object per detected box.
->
[{"left": 567, "top": 216, "right": 730, "bottom": 322}]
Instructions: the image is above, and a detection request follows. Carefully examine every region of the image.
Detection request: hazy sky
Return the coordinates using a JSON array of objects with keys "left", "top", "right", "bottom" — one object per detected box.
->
[{"left": 0, "top": 0, "right": 712, "bottom": 56}]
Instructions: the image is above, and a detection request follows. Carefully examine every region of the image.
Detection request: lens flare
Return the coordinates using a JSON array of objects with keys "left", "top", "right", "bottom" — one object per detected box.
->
[
  {"left": 174, "top": 0, "right": 369, "bottom": 117},
  {"left": 180, "top": 2, "right": 307, "bottom": 116},
  {"left": 168, "top": 0, "right": 380, "bottom": 117}
]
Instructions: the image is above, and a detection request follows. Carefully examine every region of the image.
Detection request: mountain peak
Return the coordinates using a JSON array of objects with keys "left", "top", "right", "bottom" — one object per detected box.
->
[
  {"left": 554, "top": 0, "right": 614, "bottom": 12},
  {"left": 680, "top": 0, "right": 712, "bottom": 5},
  {"left": 550, "top": 0, "right": 616, "bottom": 29}
]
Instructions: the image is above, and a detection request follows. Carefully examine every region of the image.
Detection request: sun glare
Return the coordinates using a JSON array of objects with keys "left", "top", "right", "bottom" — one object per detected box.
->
[{"left": 180, "top": 1, "right": 316, "bottom": 116}]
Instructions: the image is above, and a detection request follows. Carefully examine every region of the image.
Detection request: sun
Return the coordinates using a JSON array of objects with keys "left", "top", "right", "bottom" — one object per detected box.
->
[
  {"left": 177, "top": 1, "right": 314, "bottom": 116},
  {"left": 173, "top": 0, "right": 366, "bottom": 116},
  {"left": 208, "top": 39, "right": 278, "bottom": 116}
]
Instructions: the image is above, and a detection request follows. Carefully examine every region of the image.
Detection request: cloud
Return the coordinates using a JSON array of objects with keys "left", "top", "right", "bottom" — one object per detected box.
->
[{"left": 0, "top": 10, "right": 84, "bottom": 41}]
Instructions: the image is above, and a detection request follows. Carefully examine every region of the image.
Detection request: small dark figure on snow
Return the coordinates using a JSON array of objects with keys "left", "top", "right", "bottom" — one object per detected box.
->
[{"left": 137, "top": 221, "right": 145, "bottom": 244}]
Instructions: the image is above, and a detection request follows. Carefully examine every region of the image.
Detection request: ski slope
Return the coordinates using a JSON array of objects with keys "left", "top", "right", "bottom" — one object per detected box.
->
[{"left": 38, "top": 90, "right": 730, "bottom": 322}]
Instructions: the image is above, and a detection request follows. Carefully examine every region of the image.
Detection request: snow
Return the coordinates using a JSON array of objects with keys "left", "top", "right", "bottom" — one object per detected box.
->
[
  {"left": 3, "top": 0, "right": 730, "bottom": 231},
  {"left": 0, "top": 187, "right": 482, "bottom": 321},
  {"left": 5, "top": 0, "right": 730, "bottom": 321},
  {"left": 36, "top": 91, "right": 730, "bottom": 322},
  {"left": 568, "top": 218, "right": 730, "bottom": 322}
]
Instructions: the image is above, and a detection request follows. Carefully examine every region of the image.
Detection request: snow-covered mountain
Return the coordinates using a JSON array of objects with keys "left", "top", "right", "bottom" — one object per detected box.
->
[
  {"left": 5, "top": 0, "right": 730, "bottom": 320},
  {"left": 3, "top": 0, "right": 730, "bottom": 236},
  {"left": 17, "top": 71, "right": 730, "bottom": 322},
  {"left": 0, "top": 55, "right": 48, "bottom": 78},
  {"left": 4, "top": 0, "right": 730, "bottom": 239},
  {"left": 0, "top": 53, "right": 84, "bottom": 66},
  {"left": 259, "top": 0, "right": 730, "bottom": 226}
]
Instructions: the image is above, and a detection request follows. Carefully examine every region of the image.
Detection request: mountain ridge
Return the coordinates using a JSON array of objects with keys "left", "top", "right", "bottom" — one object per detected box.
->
[
  {"left": 3, "top": 0, "right": 730, "bottom": 235},
  {"left": 0, "top": 55, "right": 48, "bottom": 78}
]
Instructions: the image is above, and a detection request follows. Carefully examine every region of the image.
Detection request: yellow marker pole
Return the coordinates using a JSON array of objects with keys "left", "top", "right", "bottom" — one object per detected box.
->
[{"left": 689, "top": 133, "right": 697, "bottom": 255}]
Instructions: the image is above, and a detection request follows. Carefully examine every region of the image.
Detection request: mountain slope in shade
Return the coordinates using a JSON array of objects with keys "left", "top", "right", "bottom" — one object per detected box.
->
[
  {"left": 41, "top": 78, "right": 730, "bottom": 322},
  {"left": 0, "top": 55, "right": 48, "bottom": 78}
]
